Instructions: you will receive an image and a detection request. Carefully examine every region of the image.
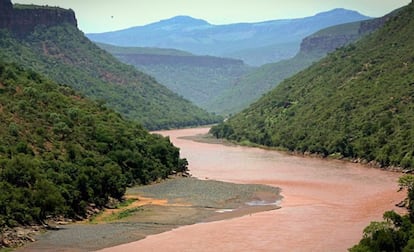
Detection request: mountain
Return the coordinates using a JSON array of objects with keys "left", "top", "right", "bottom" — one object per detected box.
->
[
  {"left": 0, "top": 60, "right": 188, "bottom": 231},
  {"left": 211, "top": 2, "right": 414, "bottom": 169},
  {"left": 210, "top": 11, "right": 396, "bottom": 115},
  {"left": 87, "top": 9, "right": 371, "bottom": 66},
  {"left": 97, "top": 43, "right": 252, "bottom": 113},
  {"left": 98, "top": 10, "right": 388, "bottom": 116},
  {"left": 0, "top": 1, "right": 220, "bottom": 130}
]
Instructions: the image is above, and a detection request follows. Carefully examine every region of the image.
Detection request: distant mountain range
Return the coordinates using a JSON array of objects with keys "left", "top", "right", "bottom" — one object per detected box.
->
[
  {"left": 97, "top": 11, "right": 390, "bottom": 116},
  {"left": 87, "top": 9, "right": 371, "bottom": 66}
]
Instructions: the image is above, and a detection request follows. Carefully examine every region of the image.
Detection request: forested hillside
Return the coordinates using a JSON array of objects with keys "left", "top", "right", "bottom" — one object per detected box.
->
[
  {"left": 211, "top": 13, "right": 394, "bottom": 115},
  {"left": 0, "top": 61, "right": 187, "bottom": 228},
  {"left": 211, "top": 2, "right": 414, "bottom": 169},
  {"left": 98, "top": 43, "right": 252, "bottom": 113},
  {"left": 0, "top": 2, "right": 220, "bottom": 130}
]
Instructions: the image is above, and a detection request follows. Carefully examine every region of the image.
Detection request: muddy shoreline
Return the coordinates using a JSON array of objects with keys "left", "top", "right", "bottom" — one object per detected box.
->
[
  {"left": 18, "top": 177, "right": 282, "bottom": 252},
  {"left": 17, "top": 127, "right": 406, "bottom": 251},
  {"left": 107, "top": 127, "right": 404, "bottom": 252}
]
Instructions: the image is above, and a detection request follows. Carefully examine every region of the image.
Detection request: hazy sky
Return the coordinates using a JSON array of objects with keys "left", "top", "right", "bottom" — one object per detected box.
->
[{"left": 12, "top": 0, "right": 411, "bottom": 33}]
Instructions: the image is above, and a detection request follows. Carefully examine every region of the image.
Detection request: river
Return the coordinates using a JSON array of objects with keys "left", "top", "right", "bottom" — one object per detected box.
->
[{"left": 100, "top": 127, "right": 405, "bottom": 251}]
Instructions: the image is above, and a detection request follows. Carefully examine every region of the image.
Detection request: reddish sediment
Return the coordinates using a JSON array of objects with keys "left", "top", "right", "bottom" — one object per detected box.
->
[{"left": 99, "top": 127, "right": 404, "bottom": 252}]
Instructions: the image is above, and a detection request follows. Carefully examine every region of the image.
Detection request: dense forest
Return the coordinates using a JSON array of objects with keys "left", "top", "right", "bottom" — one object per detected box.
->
[
  {"left": 0, "top": 21, "right": 220, "bottom": 130},
  {"left": 0, "top": 61, "right": 187, "bottom": 228},
  {"left": 211, "top": 2, "right": 414, "bottom": 169}
]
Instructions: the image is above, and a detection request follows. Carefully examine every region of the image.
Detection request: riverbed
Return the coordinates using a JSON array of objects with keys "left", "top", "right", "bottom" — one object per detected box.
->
[{"left": 100, "top": 127, "right": 405, "bottom": 252}]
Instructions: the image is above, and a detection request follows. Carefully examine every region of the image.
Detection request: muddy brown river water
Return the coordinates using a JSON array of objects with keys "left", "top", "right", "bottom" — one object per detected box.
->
[{"left": 100, "top": 127, "right": 405, "bottom": 252}]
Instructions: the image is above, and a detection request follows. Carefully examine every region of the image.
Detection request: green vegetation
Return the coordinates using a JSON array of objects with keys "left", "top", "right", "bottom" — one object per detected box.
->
[
  {"left": 211, "top": 14, "right": 391, "bottom": 115},
  {"left": 350, "top": 175, "right": 414, "bottom": 251},
  {"left": 0, "top": 24, "right": 220, "bottom": 130},
  {"left": 0, "top": 248, "right": 13, "bottom": 252},
  {"left": 95, "top": 207, "right": 143, "bottom": 223},
  {"left": 117, "top": 198, "right": 138, "bottom": 208},
  {"left": 211, "top": 2, "right": 414, "bottom": 169},
  {"left": 210, "top": 51, "right": 321, "bottom": 115},
  {"left": 114, "top": 207, "right": 143, "bottom": 220},
  {"left": 134, "top": 60, "right": 251, "bottom": 113},
  {"left": 98, "top": 42, "right": 252, "bottom": 114},
  {"left": 0, "top": 61, "right": 187, "bottom": 228},
  {"left": 13, "top": 4, "right": 65, "bottom": 10},
  {"left": 96, "top": 43, "right": 193, "bottom": 56},
  {"left": 99, "top": 13, "right": 387, "bottom": 116}
]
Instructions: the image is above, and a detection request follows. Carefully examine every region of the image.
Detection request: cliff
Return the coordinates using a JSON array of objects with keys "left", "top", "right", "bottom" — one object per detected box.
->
[
  {"left": 299, "top": 33, "right": 359, "bottom": 55},
  {"left": 299, "top": 13, "right": 394, "bottom": 55},
  {"left": 0, "top": 0, "right": 77, "bottom": 36}
]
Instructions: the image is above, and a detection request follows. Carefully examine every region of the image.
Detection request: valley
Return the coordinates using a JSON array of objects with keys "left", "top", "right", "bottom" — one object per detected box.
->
[
  {"left": 96, "top": 10, "right": 391, "bottom": 116},
  {"left": 1, "top": 0, "right": 414, "bottom": 250}
]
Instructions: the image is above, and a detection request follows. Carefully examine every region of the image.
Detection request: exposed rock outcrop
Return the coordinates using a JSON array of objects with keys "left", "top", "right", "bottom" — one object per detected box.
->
[
  {"left": 0, "top": 0, "right": 77, "bottom": 37},
  {"left": 299, "top": 12, "right": 395, "bottom": 56},
  {"left": 300, "top": 34, "right": 359, "bottom": 55}
]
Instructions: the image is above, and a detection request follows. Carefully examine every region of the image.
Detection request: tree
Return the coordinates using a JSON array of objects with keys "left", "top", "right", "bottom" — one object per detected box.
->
[{"left": 399, "top": 175, "right": 414, "bottom": 221}]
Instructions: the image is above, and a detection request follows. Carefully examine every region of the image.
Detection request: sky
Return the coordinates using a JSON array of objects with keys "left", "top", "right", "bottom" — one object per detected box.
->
[{"left": 12, "top": 0, "right": 411, "bottom": 33}]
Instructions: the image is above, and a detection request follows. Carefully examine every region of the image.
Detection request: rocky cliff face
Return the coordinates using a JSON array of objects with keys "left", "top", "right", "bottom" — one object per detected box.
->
[
  {"left": 0, "top": 0, "right": 77, "bottom": 37},
  {"left": 299, "top": 34, "right": 359, "bottom": 55},
  {"left": 299, "top": 14, "right": 393, "bottom": 56}
]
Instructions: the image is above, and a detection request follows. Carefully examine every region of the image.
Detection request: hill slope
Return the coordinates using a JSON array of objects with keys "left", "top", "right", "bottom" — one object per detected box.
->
[
  {"left": 87, "top": 10, "right": 370, "bottom": 66},
  {"left": 0, "top": 61, "right": 187, "bottom": 228},
  {"left": 0, "top": 2, "right": 219, "bottom": 130},
  {"left": 210, "top": 13, "right": 394, "bottom": 115},
  {"left": 97, "top": 43, "right": 252, "bottom": 113},
  {"left": 211, "top": 2, "right": 414, "bottom": 169}
]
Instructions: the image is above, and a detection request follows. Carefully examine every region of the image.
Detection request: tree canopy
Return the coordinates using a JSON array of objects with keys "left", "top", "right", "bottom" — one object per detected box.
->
[
  {"left": 0, "top": 61, "right": 187, "bottom": 227},
  {"left": 0, "top": 23, "right": 220, "bottom": 130}
]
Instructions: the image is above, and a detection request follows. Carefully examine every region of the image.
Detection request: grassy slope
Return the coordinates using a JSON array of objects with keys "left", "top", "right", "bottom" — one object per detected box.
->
[
  {"left": 0, "top": 24, "right": 220, "bottom": 130},
  {"left": 211, "top": 2, "right": 414, "bottom": 169}
]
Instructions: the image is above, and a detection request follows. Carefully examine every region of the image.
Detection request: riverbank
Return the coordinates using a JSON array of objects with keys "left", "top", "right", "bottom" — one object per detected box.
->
[
  {"left": 18, "top": 177, "right": 281, "bottom": 252},
  {"left": 107, "top": 127, "right": 404, "bottom": 252},
  {"left": 183, "top": 130, "right": 408, "bottom": 173},
  {"left": 17, "top": 126, "right": 407, "bottom": 251}
]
